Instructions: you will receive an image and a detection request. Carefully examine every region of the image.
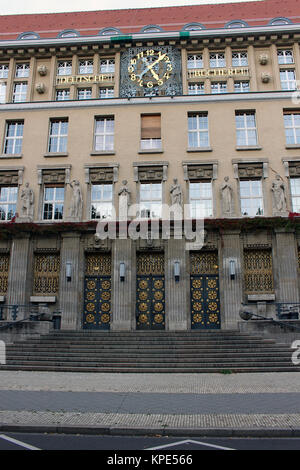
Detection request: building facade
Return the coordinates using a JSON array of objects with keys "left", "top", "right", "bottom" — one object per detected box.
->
[{"left": 0, "top": 1, "right": 300, "bottom": 332}]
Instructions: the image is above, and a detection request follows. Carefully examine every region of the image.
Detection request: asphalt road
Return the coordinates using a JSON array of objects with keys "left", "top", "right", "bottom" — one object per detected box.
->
[{"left": 1, "top": 432, "right": 300, "bottom": 451}]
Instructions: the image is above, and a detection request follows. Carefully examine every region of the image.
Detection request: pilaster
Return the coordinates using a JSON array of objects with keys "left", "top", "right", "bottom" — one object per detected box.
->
[
  {"left": 59, "top": 232, "right": 82, "bottom": 330},
  {"left": 219, "top": 230, "right": 243, "bottom": 329},
  {"left": 165, "top": 238, "right": 188, "bottom": 330},
  {"left": 111, "top": 238, "right": 133, "bottom": 330},
  {"left": 274, "top": 229, "right": 299, "bottom": 303}
]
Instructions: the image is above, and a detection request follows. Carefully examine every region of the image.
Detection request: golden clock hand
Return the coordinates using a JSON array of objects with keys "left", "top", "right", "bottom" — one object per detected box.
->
[
  {"left": 147, "top": 53, "right": 166, "bottom": 70},
  {"left": 149, "top": 68, "right": 159, "bottom": 80}
]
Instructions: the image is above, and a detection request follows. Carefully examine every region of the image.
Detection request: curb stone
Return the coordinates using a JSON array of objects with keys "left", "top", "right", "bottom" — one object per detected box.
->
[{"left": 1, "top": 424, "right": 300, "bottom": 438}]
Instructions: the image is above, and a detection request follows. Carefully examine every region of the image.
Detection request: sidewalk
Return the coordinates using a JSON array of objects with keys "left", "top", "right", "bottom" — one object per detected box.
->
[{"left": 0, "top": 371, "right": 300, "bottom": 437}]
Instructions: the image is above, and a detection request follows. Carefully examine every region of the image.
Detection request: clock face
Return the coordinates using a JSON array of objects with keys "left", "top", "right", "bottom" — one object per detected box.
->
[
  {"left": 128, "top": 49, "right": 174, "bottom": 90},
  {"left": 120, "top": 46, "right": 182, "bottom": 98}
]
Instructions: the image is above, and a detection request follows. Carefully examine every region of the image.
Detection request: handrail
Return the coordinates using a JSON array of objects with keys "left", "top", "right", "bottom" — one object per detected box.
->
[
  {"left": 240, "top": 308, "right": 300, "bottom": 332},
  {"left": 0, "top": 304, "right": 61, "bottom": 331}
]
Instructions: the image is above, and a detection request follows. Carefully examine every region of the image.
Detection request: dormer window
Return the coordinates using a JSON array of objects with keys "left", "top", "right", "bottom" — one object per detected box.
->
[
  {"left": 58, "top": 30, "right": 80, "bottom": 38},
  {"left": 269, "top": 17, "right": 292, "bottom": 25},
  {"left": 99, "top": 28, "right": 121, "bottom": 36},
  {"left": 18, "top": 32, "right": 40, "bottom": 40},
  {"left": 182, "top": 23, "right": 205, "bottom": 31},
  {"left": 225, "top": 20, "right": 248, "bottom": 29},
  {"left": 141, "top": 25, "right": 163, "bottom": 33}
]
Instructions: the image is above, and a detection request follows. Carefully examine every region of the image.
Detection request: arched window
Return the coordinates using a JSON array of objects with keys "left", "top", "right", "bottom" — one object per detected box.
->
[
  {"left": 98, "top": 28, "right": 121, "bottom": 36},
  {"left": 225, "top": 20, "right": 249, "bottom": 29},
  {"left": 268, "top": 17, "right": 292, "bottom": 26},
  {"left": 140, "top": 25, "right": 163, "bottom": 33},
  {"left": 58, "top": 30, "right": 80, "bottom": 38},
  {"left": 18, "top": 32, "right": 40, "bottom": 40},
  {"left": 182, "top": 23, "right": 205, "bottom": 31}
]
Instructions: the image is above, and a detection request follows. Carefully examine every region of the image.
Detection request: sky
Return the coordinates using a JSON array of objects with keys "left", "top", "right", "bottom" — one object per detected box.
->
[{"left": 0, "top": 0, "right": 263, "bottom": 16}]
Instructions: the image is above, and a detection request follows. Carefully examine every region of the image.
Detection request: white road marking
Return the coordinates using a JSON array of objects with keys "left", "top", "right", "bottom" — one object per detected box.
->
[
  {"left": 146, "top": 439, "right": 235, "bottom": 451},
  {"left": 0, "top": 434, "right": 41, "bottom": 450}
]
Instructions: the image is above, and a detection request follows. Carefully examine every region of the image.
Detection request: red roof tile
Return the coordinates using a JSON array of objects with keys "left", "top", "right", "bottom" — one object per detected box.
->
[{"left": 0, "top": 0, "right": 299, "bottom": 40}]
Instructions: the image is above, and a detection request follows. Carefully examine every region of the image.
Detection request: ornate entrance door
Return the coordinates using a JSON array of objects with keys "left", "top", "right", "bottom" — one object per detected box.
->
[
  {"left": 136, "top": 253, "right": 165, "bottom": 330},
  {"left": 83, "top": 253, "right": 111, "bottom": 330},
  {"left": 190, "top": 252, "right": 221, "bottom": 329}
]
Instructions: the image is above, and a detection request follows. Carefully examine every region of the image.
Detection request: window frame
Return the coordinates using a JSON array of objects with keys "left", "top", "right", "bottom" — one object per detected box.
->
[
  {"left": 90, "top": 183, "right": 114, "bottom": 220},
  {"left": 48, "top": 118, "right": 69, "bottom": 154},
  {"left": 42, "top": 185, "right": 65, "bottom": 221},
  {"left": 0, "top": 185, "right": 18, "bottom": 221},
  {"left": 189, "top": 180, "right": 213, "bottom": 218},
  {"left": 235, "top": 111, "right": 258, "bottom": 147},
  {"left": 94, "top": 116, "right": 115, "bottom": 152},
  {"left": 3, "top": 120, "right": 24, "bottom": 155},
  {"left": 239, "top": 179, "right": 264, "bottom": 217},
  {"left": 188, "top": 112, "right": 210, "bottom": 149},
  {"left": 139, "top": 182, "right": 163, "bottom": 219}
]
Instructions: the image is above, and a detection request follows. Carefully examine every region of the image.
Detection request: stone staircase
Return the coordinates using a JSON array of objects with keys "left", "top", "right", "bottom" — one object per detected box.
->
[
  {"left": 0, "top": 330, "right": 300, "bottom": 373},
  {"left": 1, "top": 330, "right": 299, "bottom": 373}
]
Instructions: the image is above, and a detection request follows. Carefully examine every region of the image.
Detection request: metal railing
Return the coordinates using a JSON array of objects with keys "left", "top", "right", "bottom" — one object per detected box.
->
[
  {"left": 0, "top": 304, "right": 61, "bottom": 330},
  {"left": 276, "top": 303, "right": 300, "bottom": 320},
  {"left": 240, "top": 306, "right": 300, "bottom": 332}
]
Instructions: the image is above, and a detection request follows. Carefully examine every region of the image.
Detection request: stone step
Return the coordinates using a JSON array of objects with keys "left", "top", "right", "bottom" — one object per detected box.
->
[
  {"left": 7, "top": 350, "right": 292, "bottom": 358},
  {"left": 1, "top": 364, "right": 299, "bottom": 373}
]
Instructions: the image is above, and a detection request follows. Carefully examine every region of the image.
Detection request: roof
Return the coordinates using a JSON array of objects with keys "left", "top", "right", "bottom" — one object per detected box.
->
[{"left": 0, "top": 0, "right": 299, "bottom": 40}]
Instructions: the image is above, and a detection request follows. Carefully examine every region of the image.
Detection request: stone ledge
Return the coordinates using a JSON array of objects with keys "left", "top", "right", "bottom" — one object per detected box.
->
[
  {"left": 30, "top": 296, "right": 56, "bottom": 303},
  {"left": 247, "top": 294, "right": 275, "bottom": 301}
]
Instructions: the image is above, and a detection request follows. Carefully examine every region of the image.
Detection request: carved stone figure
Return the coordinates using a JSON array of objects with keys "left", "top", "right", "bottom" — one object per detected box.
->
[
  {"left": 118, "top": 180, "right": 131, "bottom": 220},
  {"left": 221, "top": 176, "right": 234, "bottom": 216},
  {"left": 69, "top": 180, "right": 83, "bottom": 219},
  {"left": 271, "top": 174, "right": 287, "bottom": 214},
  {"left": 20, "top": 182, "right": 34, "bottom": 218},
  {"left": 170, "top": 178, "right": 182, "bottom": 206}
]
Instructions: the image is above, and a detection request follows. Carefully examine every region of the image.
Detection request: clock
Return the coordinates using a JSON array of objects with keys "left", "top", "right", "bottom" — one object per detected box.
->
[{"left": 120, "top": 46, "right": 182, "bottom": 98}]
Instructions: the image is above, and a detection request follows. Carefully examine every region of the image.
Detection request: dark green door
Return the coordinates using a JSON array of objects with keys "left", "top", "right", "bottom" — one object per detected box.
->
[
  {"left": 83, "top": 253, "right": 111, "bottom": 330},
  {"left": 136, "top": 253, "right": 165, "bottom": 330},
  {"left": 190, "top": 274, "right": 220, "bottom": 329},
  {"left": 190, "top": 251, "right": 221, "bottom": 330}
]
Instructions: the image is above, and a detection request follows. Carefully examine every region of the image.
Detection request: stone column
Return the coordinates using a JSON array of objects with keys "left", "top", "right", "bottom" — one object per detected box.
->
[
  {"left": 274, "top": 229, "right": 299, "bottom": 303},
  {"left": 165, "top": 238, "right": 188, "bottom": 331},
  {"left": 220, "top": 230, "right": 243, "bottom": 329},
  {"left": 59, "top": 232, "right": 82, "bottom": 330},
  {"left": 7, "top": 234, "right": 33, "bottom": 319},
  {"left": 111, "top": 239, "right": 133, "bottom": 331}
]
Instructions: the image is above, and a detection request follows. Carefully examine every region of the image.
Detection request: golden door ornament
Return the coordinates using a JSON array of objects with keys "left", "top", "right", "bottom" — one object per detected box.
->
[
  {"left": 85, "top": 253, "right": 111, "bottom": 276},
  {"left": 190, "top": 252, "right": 218, "bottom": 275},
  {"left": 0, "top": 254, "right": 9, "bottom": 294},
  {"left": 33, "top": 253, "right": 60, "bottom": 295},
  {"left": 244, "top": 249, "right": 274, "bottom": 294}
]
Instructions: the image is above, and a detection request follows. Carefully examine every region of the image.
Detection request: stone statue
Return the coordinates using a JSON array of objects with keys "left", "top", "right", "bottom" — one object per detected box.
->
[
  {"left": 170, "top": 178, "right": 182, "bottom": 206},
  {"left": 20, "top": 182, "right": 34, "bottom": 218},
  {"left": 118, "top": 180, "right": 131, "bottom": 205},
  {"left": 68, "top": 180, "right": 83, "bottom": 219},
  {"left": 221, "top": 176, "right": 234, "bottom": 216},
  {"left": 271, "top": 175, "right": 287, "bottom": 215},
  {"left": 118, "top": 180, "right": 131, "bottom": 220}
]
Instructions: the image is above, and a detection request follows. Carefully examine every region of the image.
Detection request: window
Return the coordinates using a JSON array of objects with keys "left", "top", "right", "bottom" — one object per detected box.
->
[
  {"left": 211, "top": 82, "right": 227, "bottom": 94},
  {"left": 99, "top": 28, "right": 121, "bottom": 36},
  {"left": 234, "top": 81, "right": 250, "bottom": 93},
  {"left": 57, "top": 61, "right": 72, "bottom": 76},
  {"left": 100, "top": 59, "right": 115, "bottom": 74},
  {"left": 56, "top": 89, "right": 70, "bottom": 101},
  {"left": 140, "top": 114, "right": 161, "bottom": 150},
  {"left": 280, "top": 69, "right": 296, "bottom": 90},
  {"left": 290, "top": 178, "right": 300, "bottom": 212},
  {"left": 269, "top": 17, "right": 291, "bottom": 25},
  {"left": 225, "top": 20, "right": 248, "bottom": 28},
  {"left": 277, "top": 49, "right": 294, "bottom": 65},
  {"left": 13, "top": 82, "right": 27, "bottom": 102},
  {"left": 94, "top": 117, "right": 114, "bottom": 151},
  {"left": 240, "top": 180, "right": 264, "bottom": 216},
  {"left": 78, "top": 60, "right": 93, "bottom": 74},
  {"left": 235, "top": 111, "right": 258, "bottom": 146},
  {"left": 187, "top": 54, "right": 203, "bottom": 69},
  {"left": 91, "top": 184, "right": 113, "bottom": 219},
  {"left": 189, "top": 182, "right": 213, "bottom": 218},
  {"left": 99, "top": 87, "right": 114, "bottom": 99},
  {"left": 140, "top": 183, "right": 162, "bottom": 218},
  {"left": 188, "top": 83, "right": 204, "bottom": 95},
  {"left": 0, "top": 186, "right": 18, "bottom": 221},
  {"left": 43, "top": 186, "right": 64, "bottom": 220},
  {"left": 210, "top": 52, "right": 225, "bottom": 68},
  {"left": 284, "top": 112, "right": 300, "bottom": 144},
  {"left": 15, "top": 63, "right": 30, "bottom": 78},
  {"left": 0, "top": 64, "right": 9, "bottom": 79},
  {"left": 232, "top": 51, "right": 248, "bottom": 67},
  {"left": 4, "top": 121, "right": 24, "bottom": 154},
  {"left": 18, "top": 32, "right": 39, "bottom": 40},
  {"left": 182, "top": 23, "right": 204, "bottom": 31},
  {"left": 48, "top": 119, "right": 68, "bottom": 153},
  {"left": 77, "top": 88, "right": 92, "bottom": 100},
  {"left": 0, "top": 83, "right": 6, "bottom": 103},
  {"left": 188, "top": 113, "right": 209, "bottom": 148},
  {"left": 141, "top": 25, "right": 162, "bottom": 33},
  {"left": 59, "top": 30, "right": 79, "bottom": 38}
]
